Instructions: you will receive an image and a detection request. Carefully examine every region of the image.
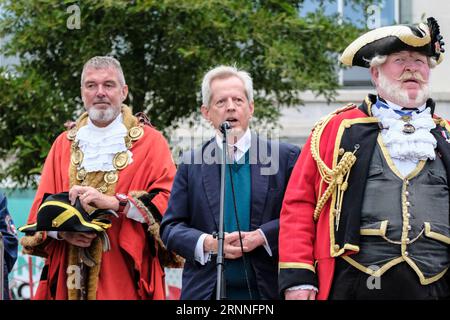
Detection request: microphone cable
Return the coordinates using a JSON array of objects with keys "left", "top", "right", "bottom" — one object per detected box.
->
[{"left": 227, "top": 162, "right": 254, "bottom": 300}]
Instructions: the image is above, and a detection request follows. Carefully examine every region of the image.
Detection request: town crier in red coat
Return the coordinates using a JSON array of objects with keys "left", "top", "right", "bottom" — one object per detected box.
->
[
  {"left": 19, "top": 56, "right": 181, "bottom": 300},
  {"left": 279, "top": 18, "right": 450, "bottom": 300}
]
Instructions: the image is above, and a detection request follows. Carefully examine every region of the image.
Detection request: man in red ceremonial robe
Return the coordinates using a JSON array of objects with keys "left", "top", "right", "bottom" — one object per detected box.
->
[{"left": 20, "top": 56, "right": 179, "bottom": 300}]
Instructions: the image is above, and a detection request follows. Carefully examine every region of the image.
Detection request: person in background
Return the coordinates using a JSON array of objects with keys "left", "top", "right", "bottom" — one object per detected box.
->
[{"left": 0, "top": 193, "right": 18, "bottom": 300}]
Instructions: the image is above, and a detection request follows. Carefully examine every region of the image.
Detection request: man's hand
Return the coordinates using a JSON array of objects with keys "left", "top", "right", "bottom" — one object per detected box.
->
[
  {"left": 285, "top": 289, "right": 317, "bottom": 300},
  {"left": 58, "top": 231, "right": 97, "bottom": 247},
  {"left": 229, "top": 230, "right": 265, "bottom": 252},
  {"left": 203, "top": 232, "right": 246, "bottom": 260},
  {"left": 69, "top": 185, "right": 119, "bottom": 212}
]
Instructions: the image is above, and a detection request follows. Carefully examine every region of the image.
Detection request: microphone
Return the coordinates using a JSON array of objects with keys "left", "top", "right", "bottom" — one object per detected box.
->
[{"left": 219, "top": 121, "right": 231, "bottom": 134}]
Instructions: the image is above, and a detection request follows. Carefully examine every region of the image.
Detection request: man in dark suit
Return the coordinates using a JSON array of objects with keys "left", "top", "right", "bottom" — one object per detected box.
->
[{"left": 160, "top": 65, "right": 300, "bottom": 300}]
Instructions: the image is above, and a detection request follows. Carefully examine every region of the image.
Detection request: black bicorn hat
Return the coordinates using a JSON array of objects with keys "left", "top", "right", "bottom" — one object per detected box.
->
[
  {"left": 19, "top": 192, "right": 115, "bottom": 234},
  {"left": 340, "top": 17, "right": 445, "bottom": 68}
]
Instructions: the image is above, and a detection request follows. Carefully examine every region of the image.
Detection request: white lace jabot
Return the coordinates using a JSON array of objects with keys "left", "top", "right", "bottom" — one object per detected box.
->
[
  {"left": 372, "top": 99, "right": 437, "bottom": 176},
  {"left": 76, "top": 114, "right": 133, "bottom": 172}
]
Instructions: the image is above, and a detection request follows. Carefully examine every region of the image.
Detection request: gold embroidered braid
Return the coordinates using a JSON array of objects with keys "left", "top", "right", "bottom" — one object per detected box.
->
[{"left": 310, "top": 104, "right": 358, "bottom": 223}]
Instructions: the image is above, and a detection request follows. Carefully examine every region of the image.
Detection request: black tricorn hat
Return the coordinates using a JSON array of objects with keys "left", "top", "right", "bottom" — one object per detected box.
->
[
  {"left": 19, "top": 192, "right": 113, "bottom": 233},
  {"left": 340, "top": 17, "right": 445, "bottom": 68}
]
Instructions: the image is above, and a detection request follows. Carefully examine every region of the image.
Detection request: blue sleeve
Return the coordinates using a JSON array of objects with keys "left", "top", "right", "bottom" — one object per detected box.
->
[{"left": 0, "top": 194, "right": 19, "bottom": 273}]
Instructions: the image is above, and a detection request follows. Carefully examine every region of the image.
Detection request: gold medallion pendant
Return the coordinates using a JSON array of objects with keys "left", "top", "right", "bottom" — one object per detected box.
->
[
  {"left": 104, "top": 171, "right": 119, "bottom": 184},
  {"left": 129, "top": 126, "right": 144, "bottom": 141},
  {"left": 76, "top": 168, "right": 87, "bottom": 181},
  {"left": 403, "top": 123, "right": 416, "bottom": 134},
  {"left": 67, "top": 127, "right": 78, "bottom": 141},
  {"left": 401, "top": 115, "right": 416, "bottom": 135},
  {"left": 71, "top": 149, "right": 84, "bottom": 166},
  {"left": 113, "top": 151, "right": 129, "bottom": 170}
]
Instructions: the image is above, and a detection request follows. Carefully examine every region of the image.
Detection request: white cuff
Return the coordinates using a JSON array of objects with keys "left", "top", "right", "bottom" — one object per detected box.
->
[
  {"left": 286, "top": 285, "right": 318, "bottom": 292},
  {"left": 194, "top": 233, "right": 211, "bottom": 265},
  {"left": 257, "top": 229, "right": 272, "bottom": 257},
  {"left": 125, "top": 201, "right": 146, "bottom": 223}
]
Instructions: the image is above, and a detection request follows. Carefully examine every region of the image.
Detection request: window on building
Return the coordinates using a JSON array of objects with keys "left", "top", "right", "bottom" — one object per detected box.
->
[{"left": 300, "top": 0, "right": 400, "bottom": 87}]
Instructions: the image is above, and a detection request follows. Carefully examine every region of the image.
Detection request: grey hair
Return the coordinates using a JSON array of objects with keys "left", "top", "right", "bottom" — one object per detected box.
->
[
  {"left": 201, "top": 65, "right": 253, "bottom": 107},
  {"left": 81, "top": 56, "right": 126, "bottom": 86},
  {"left": 368, "top": 54, "right": 437, "bottom": 69},
  {"left": 369, "top": 55, "right": 388, "bottom": 68}
]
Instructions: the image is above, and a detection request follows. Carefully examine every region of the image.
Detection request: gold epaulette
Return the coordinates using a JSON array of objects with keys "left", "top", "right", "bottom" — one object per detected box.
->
[
  {"left": 334, "top": 103, "right": 358, "bottom": 115},
  {"left": 310, "top": 104, "right": 358, "bottom": 223},
  {"left": 312, "top": 103, "right": 357, "bottom": 132}
]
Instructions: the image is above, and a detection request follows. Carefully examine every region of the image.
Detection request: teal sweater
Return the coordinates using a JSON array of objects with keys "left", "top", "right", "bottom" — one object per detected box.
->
[{"left": 223, "top": 152, "right": 260, "bottom": 299}]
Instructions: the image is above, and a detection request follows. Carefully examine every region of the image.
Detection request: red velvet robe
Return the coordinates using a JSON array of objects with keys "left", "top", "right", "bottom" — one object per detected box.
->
[{"left": 26, "top": 124, "right": 176, "bottom": 300}]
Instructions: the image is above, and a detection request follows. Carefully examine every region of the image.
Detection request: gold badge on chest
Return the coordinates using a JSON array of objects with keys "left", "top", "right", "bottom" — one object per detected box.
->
[
  {"left": 70, "top": 120, "right": 144, "bottom": 194},
  {"left": 401, "top": 115, "right": 416, "bottom": 134},
  {"left": 76, "top": 168, "right": 87, "bottom": 181},
  {"left": 71, "top": 149, "right": 84, "bottom": 166},
  {"left": 113, "top": 151, "right": 129, "bottom": 170},
  {"left": 129, "top": 126, "right": 144, "bottom": 141},
  {"left": 104, "top": 171, "right": 119, "bottom": 184}
]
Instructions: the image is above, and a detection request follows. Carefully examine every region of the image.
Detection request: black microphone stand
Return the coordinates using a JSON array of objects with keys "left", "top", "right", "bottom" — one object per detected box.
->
[{"left": 216, "top": 121, "right": 230, "bottom": 300}]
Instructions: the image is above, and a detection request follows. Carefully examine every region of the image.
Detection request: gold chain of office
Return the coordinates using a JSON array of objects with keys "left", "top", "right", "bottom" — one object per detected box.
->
[{"left": 67, "top": 125, "right": 144, "bottom": 193}]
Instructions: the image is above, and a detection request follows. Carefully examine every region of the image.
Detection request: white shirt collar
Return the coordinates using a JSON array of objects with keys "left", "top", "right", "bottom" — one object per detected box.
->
[{"left": 215, "top": 128, "right": 251, "bottom": 161}]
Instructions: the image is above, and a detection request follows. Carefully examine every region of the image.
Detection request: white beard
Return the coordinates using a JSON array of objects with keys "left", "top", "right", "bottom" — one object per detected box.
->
[
  {"left": 87, "top": 106, "right": 120, "bottom": 125},
  {"left": 378, "top": 71, "right": 430, "bottom": 107}
]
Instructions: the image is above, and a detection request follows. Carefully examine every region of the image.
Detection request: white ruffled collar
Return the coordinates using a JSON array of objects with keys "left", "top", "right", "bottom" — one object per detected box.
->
[
  {"left": 372, "top": 99, "right": 436, "bottom": 162},
  {"left": 75, "top": 114, "right": 133, "bottom": 172}
]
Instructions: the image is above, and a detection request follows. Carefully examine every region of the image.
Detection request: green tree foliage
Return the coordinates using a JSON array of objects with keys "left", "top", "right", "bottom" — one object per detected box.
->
[{"left": 0, "top": 0, "right": 370, "bottom": 187}]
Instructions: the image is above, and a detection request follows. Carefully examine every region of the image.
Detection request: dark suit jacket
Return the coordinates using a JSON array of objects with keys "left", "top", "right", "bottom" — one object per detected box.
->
[{"left": 160, "top": 134, "right": 300, "bottom": 299}]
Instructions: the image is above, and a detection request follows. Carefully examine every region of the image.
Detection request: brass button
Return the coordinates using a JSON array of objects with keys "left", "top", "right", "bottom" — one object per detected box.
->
[
  {"left": 334, "top": 244, "right": 340, "bottom": 251},
  {"left": 338, "top": 148, "right": 345, "bottom": 156},
  {"left": 405, "top": 180, "right": 410, "bottom": 185},
  {"left": 406, "top": 238, "right": 410, "bottom": 243},
  {"left": 345, "top": 124, "right": 351, "bottom": 129},
  {"left": 407, "top": 225, "right": 412, "bottom": 231},
  {"left": 404, "top": 251, "right": 409, "bottom": 257},
  {"left": 406, "top": 202, "right": 411, "bottom": 207},
  {"left": 405, "top": 191, "right": 410, "bottom": 196},
  {"left": 406, "top": 213, "right": 411, "bottom": 219}
]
